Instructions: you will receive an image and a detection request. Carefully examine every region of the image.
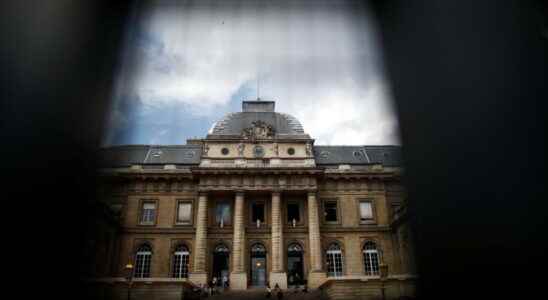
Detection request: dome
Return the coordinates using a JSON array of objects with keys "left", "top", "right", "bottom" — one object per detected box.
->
[{"left": 207, "top": 100, "right": 309, "bottom": 139}]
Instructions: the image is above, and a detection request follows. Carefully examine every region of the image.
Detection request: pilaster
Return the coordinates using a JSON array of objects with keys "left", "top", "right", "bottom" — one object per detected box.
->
[
  {"left": 307, "top": 191, "right": 327, "bottom": 288},
  {"left": 270, "top": 191, "right": 287, "bottom": 289},
  {"left": 230, "top": 191, "right": 247, "bottom": 290},
  {"left": 189, "top": 192, "right": 208, "bottom": 285}
]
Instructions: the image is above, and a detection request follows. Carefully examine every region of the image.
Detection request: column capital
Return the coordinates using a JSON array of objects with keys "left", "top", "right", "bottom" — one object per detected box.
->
[
  {"left": 271, "top": 191, "right": 281, "bottom": 197},
  {"left": 235, "top": 190, "right": 245, "bottom": 197},
  {"left": 198, "top": 191, "right": 208, "bottom": 197},
  {"left": 307, "top": 191, "right": 317, "bottom": 198}
]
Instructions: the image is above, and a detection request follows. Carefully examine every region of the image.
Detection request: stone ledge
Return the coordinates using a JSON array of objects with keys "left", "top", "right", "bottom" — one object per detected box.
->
[{"left": 318, "top": 277, "right": 416, "bottom": 300}]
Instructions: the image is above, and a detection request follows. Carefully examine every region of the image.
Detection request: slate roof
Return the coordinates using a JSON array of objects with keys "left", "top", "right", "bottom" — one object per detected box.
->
[
  {"left": 313, "top": 145, "right": 402, "bottom": 167},
  {"left": 99, "top": 144, "right": 402, "bottom": 168},
  {"left": 208, "top": 112, "right": 309, "bottom": 138},
  {"left": 99, "top": 145, "right": 202, "bottom": 167}
]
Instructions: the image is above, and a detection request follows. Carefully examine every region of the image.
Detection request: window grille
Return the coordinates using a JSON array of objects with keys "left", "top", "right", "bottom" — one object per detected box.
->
[
  {"left": 134, "top": 244, "right": 152, "bottom": 278},
  {"left": 326, "top": 243, "right": 344, "bottom": 278},
  {"left": 363, "top": 241, "right": 380, "bottom": 276},
  {"left": 251, "top": 243, "right": 266, "bottom": 253},
  {"left": 172, "top": 245, "right": 190, "bottom": 278},
  {"left": 141, "top": 202, "right": 156, "bottom": 224},
  {"left": 214, "top": 244, "right": 229, "bottom": 253},
  {"left": 288, "top": 243, "right": 303, "bottom": 252}
]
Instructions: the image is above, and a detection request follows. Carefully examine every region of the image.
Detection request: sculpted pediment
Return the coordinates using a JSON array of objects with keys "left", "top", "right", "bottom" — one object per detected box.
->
[{"left": 242, "top": 120, "right": 275, "bottom": 139}]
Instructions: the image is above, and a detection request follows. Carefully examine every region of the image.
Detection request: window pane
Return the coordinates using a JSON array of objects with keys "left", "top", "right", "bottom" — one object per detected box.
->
[
  {"left": 287, "top": 203, "right": 300, "bottom": 223},
  {"left": 360, "top": 202, "right": 372, "bottom": 220},
  {"left": 327, "top": 250, "right": 343, "bottom": 277},
  {"left": 216, "top": 203, "right": 231, "bottom": 226},
  {"left": 325, "top": 202, "right": 337, "bottom": 222},
  {"left": 135, "top": 252, "right": 151, "bottom": 278},
  {"left": 141, "top": 202, "right": 156, "bottom": 223},
  {"left": 173, "top": 252, "right": 190, "bottom": 278},
  {"left": 143, "top": 203, "right": 155, "bottom": 210},
  {"left": 252, "top": 203, "right": 265, "bottom": 222},
  {"left": 177, "top": 203, "right": 192, "bottom": 223}
]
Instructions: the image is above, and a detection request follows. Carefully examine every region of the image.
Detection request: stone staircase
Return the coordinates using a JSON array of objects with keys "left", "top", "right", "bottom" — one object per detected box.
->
[{"left": 206, "top": 288, "right": 324, "bottom": 300}]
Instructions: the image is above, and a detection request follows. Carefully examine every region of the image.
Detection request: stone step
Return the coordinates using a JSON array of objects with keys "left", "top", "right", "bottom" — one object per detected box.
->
[{"left": 205, "top": 289, "right": 323, "bottom": 300}]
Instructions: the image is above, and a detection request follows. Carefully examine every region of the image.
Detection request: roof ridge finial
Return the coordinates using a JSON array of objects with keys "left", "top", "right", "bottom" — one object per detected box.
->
[{"left": 257, "top": 71, "right": 261, "bottom": 101}]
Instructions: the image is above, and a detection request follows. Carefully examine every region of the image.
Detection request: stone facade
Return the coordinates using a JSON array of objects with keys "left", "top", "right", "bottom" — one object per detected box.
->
[{"left": 94, "top": 100, "right": 416, "bottom": 299}]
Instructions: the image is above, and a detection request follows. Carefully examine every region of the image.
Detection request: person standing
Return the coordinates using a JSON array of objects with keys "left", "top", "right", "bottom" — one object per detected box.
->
[
  {"left": 222, "top": 275, "right": 228, "bottom": 289},
  {"left": 212, "top": 277, "right": 218, "bottom": 295},
  {"left": 274, "top": 283, "right": 283, "bottom": 300},
  {"left": 265, "top": 283, "right": 272, "bottom": 298}
]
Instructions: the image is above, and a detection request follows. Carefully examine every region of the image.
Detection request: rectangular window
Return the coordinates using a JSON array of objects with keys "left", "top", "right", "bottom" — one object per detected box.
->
[
  {"left": 140, "top": 202, "right": 156, "bottom": 224},
  {"left": 252, "top": 203, "right": 265, "bottom": 223},
  {"left": 287, "top": 203, "right": 300, "bottom": 223},
  {"left": 176, "top": 202, "right": 192, "bottom": 224},
  {"left": 324, "top": 201, "right": 338, "bottom": 222},
  {"left": 215, "top": 202, "right": 231, "bottom": 226},
  {"left": 359, "top": 201, "right": 373, "bottom": 222}
]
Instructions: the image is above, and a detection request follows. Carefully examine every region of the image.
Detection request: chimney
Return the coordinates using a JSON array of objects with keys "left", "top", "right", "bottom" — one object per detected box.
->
[{"left": 242, "top": 100, "right": 275, "bottom": 112}]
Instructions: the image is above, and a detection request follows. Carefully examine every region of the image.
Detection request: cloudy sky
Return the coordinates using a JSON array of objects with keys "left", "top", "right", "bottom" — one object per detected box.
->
[{"left": 104, "top": 0, "right": 400, "bottom": 146}]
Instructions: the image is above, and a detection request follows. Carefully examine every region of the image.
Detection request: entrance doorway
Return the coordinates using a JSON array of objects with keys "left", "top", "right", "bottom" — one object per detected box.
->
[
  {"left": 212, "top": 244, "right": 230, "bottom": 286},
  {"left": 250, "top": 243, "right": 267, "bottom": 286},
  {"left": 287, "top": 243, "right": 304, "bottom": 286}
]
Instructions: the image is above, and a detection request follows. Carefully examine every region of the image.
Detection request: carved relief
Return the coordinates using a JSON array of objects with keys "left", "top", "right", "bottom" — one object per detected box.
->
[
  {"left": 273, "top": 142, "right": 279, "bottom": 156},
  {"left": 242, "top": 120, "right": 275, "bottom": 139},
  {"left": 203, "top": 143, "right": 209, "bottom": 156},
  {"left": 237, "top": 143, "right": 245, "bottom": 156},
  {"left": 305, "top": 142, "right": 312, "bottom": 156}
]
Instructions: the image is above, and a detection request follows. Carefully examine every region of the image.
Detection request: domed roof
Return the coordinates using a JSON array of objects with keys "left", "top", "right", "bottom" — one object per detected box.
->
[{"left": 207, "top": 100, "right": 309, "bottom": 139}]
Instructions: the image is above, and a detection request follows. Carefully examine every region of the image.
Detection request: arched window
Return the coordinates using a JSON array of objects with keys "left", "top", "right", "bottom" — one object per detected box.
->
[
  {"left": 251, "top": 243, "right": 266, "bottom": 254},
  {"left": 134, "top": 244, "right": 152, "bottom": 278},
  {"left": 287, "top": 243, "right": 304, "bottom": 285},
  {"left": 172, "top": 244, "right": 190, "bottom": 278},
  {"left": 363, "top": 241, "right": 380, "bottom": 276},
  {"left": 287, "top": 243, "right": 303, "bottom": 253},
  {"left": 326, "top": 243, "right": 344, "bottom": 278},
  {"left": 214, "top": 244, "right": 229, "bottom": 253}
]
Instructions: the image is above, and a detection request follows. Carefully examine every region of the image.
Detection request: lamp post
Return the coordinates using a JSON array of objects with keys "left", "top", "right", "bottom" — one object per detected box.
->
[
  {"left": 125, "top": 261, "right": 134, "bottom": 300},
  {"left": 379, "top": 263, "right": 389, "bottom": 300}
]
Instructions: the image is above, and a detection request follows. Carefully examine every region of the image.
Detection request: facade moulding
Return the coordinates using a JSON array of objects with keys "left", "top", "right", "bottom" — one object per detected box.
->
[
  {"left": 319, "top": 226, "right": 391, "bottom": 233},
  {"left": 190, "top": 167, "right": 324, "bottom": 175},
  {"left": 201, "top": 137, "right": 314, "bottom": 142},
  {"left": 121, "top": 228, "right": 198, "bottom": 234},
  {"left": 323, "top": 173, "right": 397, "bottom": 180}
]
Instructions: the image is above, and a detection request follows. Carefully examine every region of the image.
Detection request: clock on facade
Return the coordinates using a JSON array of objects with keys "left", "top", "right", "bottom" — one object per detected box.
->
[{"left": 253, "top": 145, "right": 265, "bottom": 157}]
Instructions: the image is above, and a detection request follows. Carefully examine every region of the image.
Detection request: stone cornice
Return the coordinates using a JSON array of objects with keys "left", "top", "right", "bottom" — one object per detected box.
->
[
  {"left": 191, "top": 167, "right": 324, "bottom": 175},
  {"left": 320, "top": 225, "right": 391, "bottom": 233},
  {"left": 121, "top": 227, "right": 197, "bottom": 234},
  {"left": 202, "top": 136, "right": 313, "bottom": 142},
  {"left": 196, "top": 172, "right": 319, "bottom": 192},
  {"left": 98, "top": 167, "right": 400, "bottom": 179}
]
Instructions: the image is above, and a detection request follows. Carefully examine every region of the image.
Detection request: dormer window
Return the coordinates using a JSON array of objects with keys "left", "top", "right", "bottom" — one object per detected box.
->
[{"left": 151, "top": 150, "right": 162, "bottom": 157}]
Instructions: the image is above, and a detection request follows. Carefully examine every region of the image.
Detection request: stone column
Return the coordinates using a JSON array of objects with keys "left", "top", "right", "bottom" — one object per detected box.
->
[
  {"left": 307, "top": 191, "right": 327, "bottom": 288},
  {"left": 269, "top": 191, "right": 287, "bottom": 289},
  {"left": 230, "top": 191, "right": 247, "bottom": 290},
  {"left": 189, "top": 192, "right": 208, "bottom": 285}
]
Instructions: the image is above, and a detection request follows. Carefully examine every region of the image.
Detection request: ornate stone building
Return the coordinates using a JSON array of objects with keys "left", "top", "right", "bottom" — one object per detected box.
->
[{"left": 97, "top": 100, "right": 416, "bottom": 299}]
